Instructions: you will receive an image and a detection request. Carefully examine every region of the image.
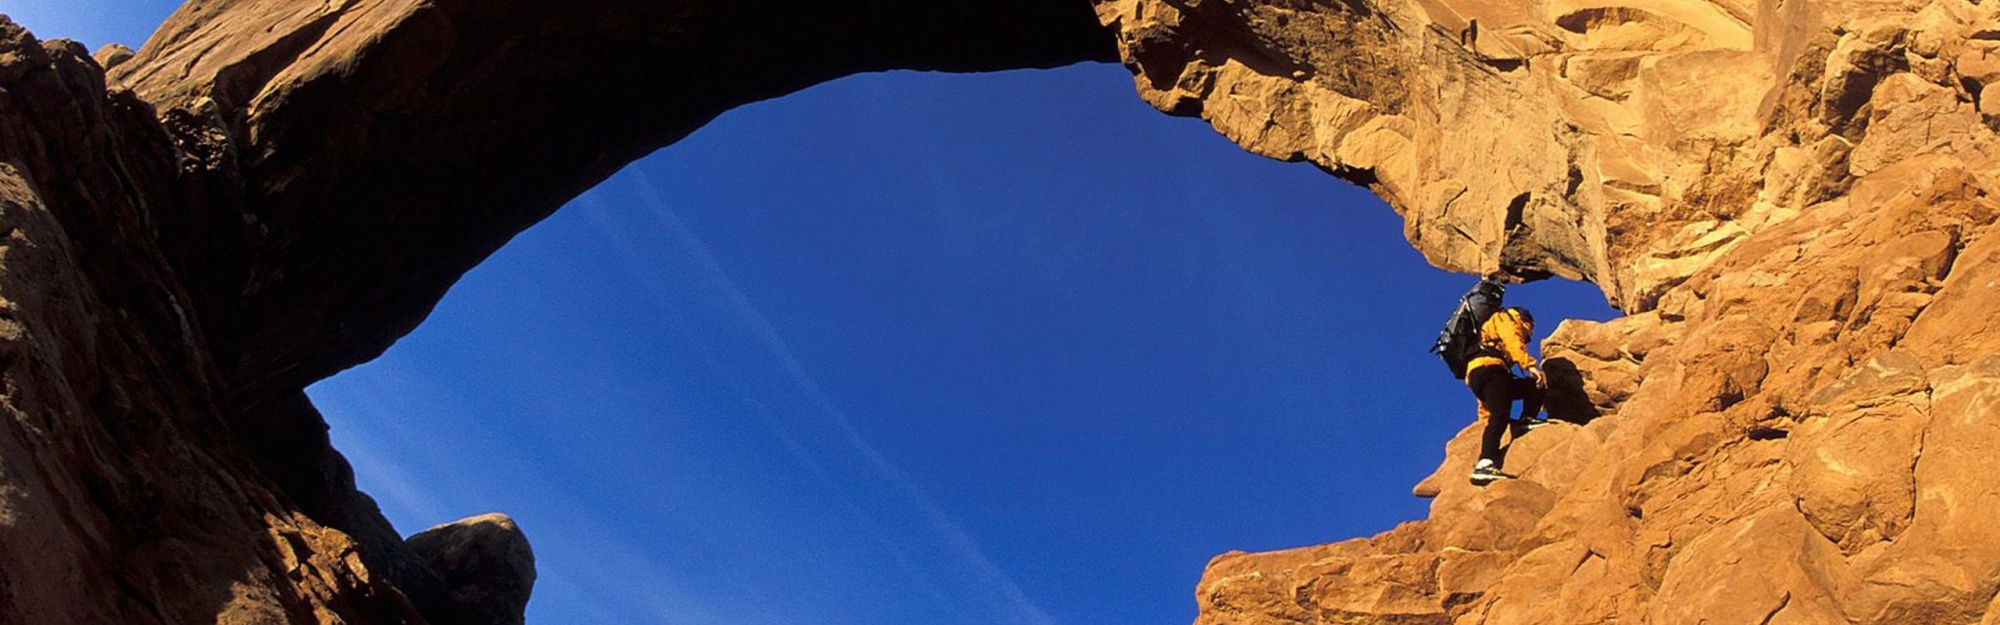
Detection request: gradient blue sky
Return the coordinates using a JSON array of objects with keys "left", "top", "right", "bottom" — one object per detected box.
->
[{"left": 8, "top": 5, "right": 1620, "bottom": 624}]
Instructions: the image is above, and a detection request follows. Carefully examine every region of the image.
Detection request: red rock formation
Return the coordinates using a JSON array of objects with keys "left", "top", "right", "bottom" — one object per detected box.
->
[
  {"left": 0, "top": 2, "right": 1111, "bottom": 623},
  {"left": 0, "top": 21, "right": 418, "bottom": 624},
  {"left": 406, "top": 514, "right": 537, "bottom": 625},
  {"left": 5, "top": 0, "right": 2000, "bottom": 621},
  {"left": 1096, "top": 0, "right": 2000, "bottom": 622}
]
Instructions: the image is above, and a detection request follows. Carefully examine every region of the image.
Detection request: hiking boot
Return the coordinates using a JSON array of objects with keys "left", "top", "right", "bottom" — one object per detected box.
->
[
  {"left": 1470, "top": 461, "right": 1504, "bottom": 484},
  {"left": 1523, "top": 416, "right": 1552, "bottom": 431}
]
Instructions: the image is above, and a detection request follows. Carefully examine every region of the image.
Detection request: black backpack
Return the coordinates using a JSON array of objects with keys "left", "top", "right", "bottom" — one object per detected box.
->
[{"left": 1430, "top": 279, "right": 1506, "bottom": 379}]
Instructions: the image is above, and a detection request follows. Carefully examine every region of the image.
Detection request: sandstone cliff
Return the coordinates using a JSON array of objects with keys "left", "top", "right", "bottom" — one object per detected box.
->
[
  {"left": 1098, "top": 0, "right": 2000, "bottom": 622},
  {"left": 1, "top": 0, "right": 1998, "bottom": 622}
]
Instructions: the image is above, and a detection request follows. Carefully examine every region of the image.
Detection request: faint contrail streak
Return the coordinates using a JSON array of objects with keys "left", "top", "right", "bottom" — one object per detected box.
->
[{"left": 591, "top": 168, "right": 1057, "bottom": 625}]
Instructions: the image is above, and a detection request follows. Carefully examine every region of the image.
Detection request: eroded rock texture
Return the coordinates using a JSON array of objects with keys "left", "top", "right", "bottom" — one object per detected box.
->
[
  {"left": 3, "top": 0, "right": 1999, "bottom": 622},
  {"left": 0, "top": 21, "right": 418, "bottom": 625},
  {"left": 1106, "top": 0, "right": 2000, "bottom": 623},
  {"left": 406, "top": 514, "right": 537, "bottom": 625},
  {"left": 0, "top": 1, "right": 1110, "bottom": 623}
]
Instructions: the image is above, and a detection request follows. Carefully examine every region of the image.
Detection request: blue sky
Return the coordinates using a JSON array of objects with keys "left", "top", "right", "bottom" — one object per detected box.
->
[{"left": 9, "top": 5, "right": 1619, "bottom": 624}]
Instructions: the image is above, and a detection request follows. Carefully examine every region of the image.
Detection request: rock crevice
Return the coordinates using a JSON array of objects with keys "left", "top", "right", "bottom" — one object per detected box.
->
[{"left": 3, "top": 0, "right": 2000, "bottom": 622}]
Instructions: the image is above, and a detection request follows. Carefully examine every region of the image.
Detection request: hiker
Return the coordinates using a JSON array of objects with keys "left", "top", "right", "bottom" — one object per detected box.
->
[{"left": 1465, "top": 305, "right": 1549, "bottom": 483}]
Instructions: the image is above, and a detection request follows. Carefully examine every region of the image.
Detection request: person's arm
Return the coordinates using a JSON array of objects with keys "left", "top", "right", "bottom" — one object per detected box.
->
[{"left": 1499, "top": 314, "right": 1542, "bottom": 378}]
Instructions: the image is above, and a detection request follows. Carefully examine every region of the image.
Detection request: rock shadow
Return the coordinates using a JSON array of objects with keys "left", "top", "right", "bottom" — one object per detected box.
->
[{"left": 1540, "top": 357, "right": 1600, "bottom": 424}]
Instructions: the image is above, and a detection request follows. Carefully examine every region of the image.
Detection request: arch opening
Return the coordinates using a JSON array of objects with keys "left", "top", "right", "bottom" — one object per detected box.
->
[{"left": 306, "top": 63, "right": 1620, "bottom": 624}]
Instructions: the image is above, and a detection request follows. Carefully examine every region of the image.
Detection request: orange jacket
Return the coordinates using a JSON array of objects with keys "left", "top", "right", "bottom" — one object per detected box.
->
[{"left": 1466, "top": 309, "right": 1537, "bottom": 375}]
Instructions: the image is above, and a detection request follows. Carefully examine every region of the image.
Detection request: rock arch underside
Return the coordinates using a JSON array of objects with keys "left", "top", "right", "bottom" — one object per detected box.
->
[{"left": 1, "top": 0, "right": 1997, "bottom": 622}]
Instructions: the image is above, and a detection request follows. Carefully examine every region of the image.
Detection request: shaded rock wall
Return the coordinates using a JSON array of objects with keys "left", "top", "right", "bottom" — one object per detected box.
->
[
  {"left": 113, "top": 0, "right": 1116, "bottom": 407},
  {"left": 0, "top": 1, "right": 1112, "bottom": 623},
  {"left": 3, "top": 0, "right": 1999, "bottom": 622},
  {"left": 0, "top": 22, "right": 417, "bottom": 624},
  {"left": 406, "top": 514, "right": 537, "bottom": 625}
]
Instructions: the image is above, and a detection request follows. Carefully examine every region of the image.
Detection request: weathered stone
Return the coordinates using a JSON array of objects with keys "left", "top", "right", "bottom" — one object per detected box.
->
[
  {"left": 90, "top": 43, "right": 132, "bottom": 70},
  {"left": 1118, "top": 0, "right": 2000, "bottom": 621},
  {"left": 1646, "top": 505, "right": 1848, "bottom": 625},
  {"left": 0, "top": 20, "right": 419, "bottom": 625},
  {"left": 407, "top": 514, "right": 538, "bottom": 625},
  {"left": 1790, "top": 352, "right": 1930, "bottom": 554},
  {"left": 0, "top": 3, "right": 1113, "bottom": 624},
  {"left": 6, "top": 0, "right": 2000, "bottom": 621},
  {"left": 1834, "top": 357, "right": 2000, "bottom": 624}
]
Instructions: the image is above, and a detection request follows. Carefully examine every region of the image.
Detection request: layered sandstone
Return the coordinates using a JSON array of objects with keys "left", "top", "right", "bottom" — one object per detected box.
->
[
  {"left": 1102, "top": 0, "right": 2000, "bottom": 622},
  {"left": 0, "top": 21, "right": 418, "bottom": 624},
  {"left": 2, "top": 0, "right": 1998, "bottom": 622}
]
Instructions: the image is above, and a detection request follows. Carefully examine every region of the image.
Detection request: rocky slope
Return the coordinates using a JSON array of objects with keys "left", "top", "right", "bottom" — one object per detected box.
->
[
  {"left": 1101, "top": 0, "right": 2000, "bottom": 622},
  {"left": 1, "top": 0, "right": 1997, "bottom": 622}
]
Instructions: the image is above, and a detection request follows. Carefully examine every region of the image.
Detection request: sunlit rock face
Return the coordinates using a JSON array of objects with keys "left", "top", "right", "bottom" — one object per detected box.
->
[
  {"left": 4, "top": 0, "right": 2000, "bottom": 622},
  {"left": 1097, "top": 0, "right": 1997, "bottom": 309},
  {"left": 1099, "top": 0, "right": 2000, "bottom": 623}
]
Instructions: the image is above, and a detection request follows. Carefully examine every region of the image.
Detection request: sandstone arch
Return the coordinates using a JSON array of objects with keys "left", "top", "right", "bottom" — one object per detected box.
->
[{"left": 3, "top": 0, "right": 2000, "bottom": 622}]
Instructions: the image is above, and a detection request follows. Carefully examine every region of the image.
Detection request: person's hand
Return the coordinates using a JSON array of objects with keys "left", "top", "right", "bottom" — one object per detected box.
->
[{"left": 1530, "top": 366, "right": 1547, "bottom": 389}]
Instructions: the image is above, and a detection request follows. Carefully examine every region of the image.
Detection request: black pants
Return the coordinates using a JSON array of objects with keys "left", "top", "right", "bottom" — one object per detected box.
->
[{"left": 1467, "top": 364, "right": 1545, "bottom": 464}]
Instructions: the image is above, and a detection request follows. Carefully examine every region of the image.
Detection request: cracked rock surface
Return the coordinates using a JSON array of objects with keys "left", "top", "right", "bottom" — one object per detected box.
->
[
  {"left": 4, "top": 0, "right": 2000, "bottom": 622},
  {"left": 1105, "top": 0, "right": 2000, "bottom": 622}
]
